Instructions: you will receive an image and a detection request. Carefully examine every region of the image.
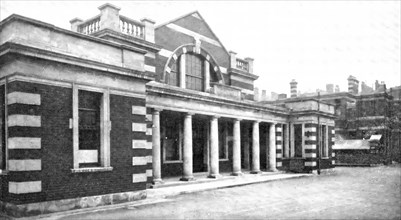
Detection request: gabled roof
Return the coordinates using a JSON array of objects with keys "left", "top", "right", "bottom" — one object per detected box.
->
[{"left": 155, "top": 11, "right": 230, "bottom": 56}]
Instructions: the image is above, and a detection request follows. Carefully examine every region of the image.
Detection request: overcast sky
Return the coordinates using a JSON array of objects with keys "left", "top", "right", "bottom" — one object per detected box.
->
[{"left": 1, "top": 0, "right": 400, "bottom": 95}]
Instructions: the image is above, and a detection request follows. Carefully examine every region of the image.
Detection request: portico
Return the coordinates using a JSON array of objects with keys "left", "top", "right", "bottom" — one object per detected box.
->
[{"left": 147, "top": 83, "right": 285, "bottom": 183}]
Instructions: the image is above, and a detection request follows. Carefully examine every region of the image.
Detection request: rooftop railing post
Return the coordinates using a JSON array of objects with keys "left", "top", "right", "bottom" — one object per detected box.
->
[
  {"left": 229, "top": 51, "right": 237, "bottom": 69},
  {"left": 70, "top": 18, "right": 83, "bottom": 32},
  {"left": 98, "top": 3, "right": 121, "bottom": 32},
  {"left": 140, "top": 18, "right": 155, "bottom": 43},
  {"left": 245, "top": 57, "right": 254, "bottom": 74}
]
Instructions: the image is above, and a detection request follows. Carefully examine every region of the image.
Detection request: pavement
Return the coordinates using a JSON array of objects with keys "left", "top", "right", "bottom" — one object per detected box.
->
[
  {"left": 10, "top": 165, "right": 401, "bottom": 219},
  {"left": 17, "top": 171, "right": 312, "bottom": 220}
]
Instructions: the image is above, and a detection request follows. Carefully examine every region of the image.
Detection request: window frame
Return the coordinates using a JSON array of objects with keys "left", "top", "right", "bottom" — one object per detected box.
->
[{"left": 72, "top": 84, "right": 112, "bottom": 172}]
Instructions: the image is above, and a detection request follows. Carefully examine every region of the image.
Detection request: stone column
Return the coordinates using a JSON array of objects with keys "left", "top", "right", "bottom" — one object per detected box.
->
[
  {"left": 208, "top": 116, "right": 220, "bottom": 178},
  {"left": 181, "top": 113, "right": 194, "bottom": 181},
  {"left": 232, "top": 119, "right": 242, "bottom": 176},
  {"left": 269, "top": 123, "right": 278, "bottom": 172},
  {"left": 251, "top": 121, "right": 261, "bottom": 174},
  {"left": 152, "top": 109, "right": 162, "bottom": 184},
  {"left": 179, "top": 54, "right": 186, "bottom": 89},
  {"left": 204, "top": 60, "right": 210, "bottom": 92},
  {"left": 284, "top": 123, "right": 290, "bottom": 158}
]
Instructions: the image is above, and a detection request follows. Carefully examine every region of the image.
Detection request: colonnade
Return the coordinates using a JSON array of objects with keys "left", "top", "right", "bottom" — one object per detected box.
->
[{"left": 151, "top": 110, "right": 281, "bottom": 184}]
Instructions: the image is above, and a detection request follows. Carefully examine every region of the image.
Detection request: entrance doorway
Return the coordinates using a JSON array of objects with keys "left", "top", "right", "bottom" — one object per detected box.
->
[{"left": 192, "top": 117, "right": 207, "bottom": 172}]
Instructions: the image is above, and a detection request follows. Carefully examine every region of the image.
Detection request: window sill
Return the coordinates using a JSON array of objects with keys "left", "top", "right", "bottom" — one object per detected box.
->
[
  {"left": 71, "top": 167, "right": 113, "bottom": 173},
  {"left": 321, "top": 157, "right": 330, "bottom": 159},
  {"left": 0, "top": 170, "right": 8, "bottom": 175},
  {"left": 163, "top": 160, "right": 183, "bottom": 164},
  {"left": 219, "top": 158, "right": 229, "bottom": 162}
]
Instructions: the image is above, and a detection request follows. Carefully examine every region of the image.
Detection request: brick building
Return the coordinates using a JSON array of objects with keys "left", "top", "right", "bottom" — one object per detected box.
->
[
  {"left": 0, "top": 4, "right": 336, "bottom": 217},
  {"left": 288, "top": 77, "right": 401, "bottom": 165}
]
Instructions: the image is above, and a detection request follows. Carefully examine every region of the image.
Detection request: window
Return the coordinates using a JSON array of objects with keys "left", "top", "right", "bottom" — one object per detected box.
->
[
  {"left": 72, "top": 85, "right": 111, "bottom": 171},
  {"left": 185, "top": 53, "right": 204, "bottom": 91},
  {"left": 162, "top": 112, "right": 182, "bottom": 162},
  {"left": 78, "top": 90, "right": 101, "bottom": 167}
]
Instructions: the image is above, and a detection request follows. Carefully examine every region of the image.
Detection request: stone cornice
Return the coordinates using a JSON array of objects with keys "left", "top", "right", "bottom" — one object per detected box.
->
[
  {"left": 92, "top": 28, "right": 161, "bottom": 53},
  {"left": 289, "top": 110, "right": 337, "bottom": 119},
  {"left": 228, "top": 68, "right": 259, "bottom": 81},
  {"left": 0, "top": 41, "right": 155, "bottom": 81},
  {"left": 0, "top": 14, "right": 150, "bottom": 55},
  {"left": 146, "top": 82, "right": 290, "bottom": 116}
]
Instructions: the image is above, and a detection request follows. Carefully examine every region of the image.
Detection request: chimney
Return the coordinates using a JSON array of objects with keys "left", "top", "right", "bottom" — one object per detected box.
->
[
  {"left": 261, "top": 90, "right": 267, "bottom": 101},
  {"left": 290, "top": 79, "right": 298, "bottom": 98},
  {"left": 347, "top": 75, "right": 359, "bottom": 94},
  {"left": 278, "top": 93, "right": 287, "bottom": 100},
  {"left": 335, "top": 85, "right": 340, "bottom": 93},
  {"left": 326, "top": 84, "right": 334, "bottom": 93},
  {"left": 375, "top": 80, "right": 380, "bottom": 91}
]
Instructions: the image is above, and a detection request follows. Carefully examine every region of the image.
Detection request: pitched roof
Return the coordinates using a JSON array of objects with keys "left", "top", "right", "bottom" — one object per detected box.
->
[
  {"left": 333, "top": 139, "right": 370, "bottom": 150},
  {"left": 155, "top": 11, "right": 229, "bottom": 56}
]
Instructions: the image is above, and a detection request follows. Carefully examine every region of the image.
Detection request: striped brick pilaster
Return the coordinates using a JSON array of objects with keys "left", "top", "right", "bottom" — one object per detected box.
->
[
  {"left": 275, "top": 124, "right": 283, "bottom": 168},
  {"left": 304, "top": 123, "right": 317, "bottom": 171},
  {"left": 329, "top": 126, "right": 336, "bottom": 166},
  {"left": 145, "top": 107, "right": 153, "bottom": 184},
  {"left": 131, "top": 103, "right": 150, "bottom": 186},
  {"left": 7, "top": 89, "right": 42, "bottom": 196}
]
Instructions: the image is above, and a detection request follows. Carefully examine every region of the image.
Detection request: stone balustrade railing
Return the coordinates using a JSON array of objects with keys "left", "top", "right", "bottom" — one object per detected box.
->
[
  {"left": 119, "top": 15, "right": 145, "bottom": 39},
  {"left": 71, "top": 4, "right": 155, "bottom": 43},
  {"left": 78, "top": 15, "right": 101, "bottom": 35},
  {"left": 236, "top": 58, "right": 249, "bottom": 71}
]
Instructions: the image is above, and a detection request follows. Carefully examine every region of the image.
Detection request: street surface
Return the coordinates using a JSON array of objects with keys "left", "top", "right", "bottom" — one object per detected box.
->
[{"left": 54, "top": 165, "right": 401, "bottom": 219}]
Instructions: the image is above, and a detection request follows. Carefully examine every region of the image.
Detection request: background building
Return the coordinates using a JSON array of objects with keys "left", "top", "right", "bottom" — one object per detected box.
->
[{"left": 285, "top": 77, "right": 401, "bottom": 165}]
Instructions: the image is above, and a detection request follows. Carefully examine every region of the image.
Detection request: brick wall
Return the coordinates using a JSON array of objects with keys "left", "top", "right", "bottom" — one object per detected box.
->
[{"left": 3, "top": 80, "right": 149, "bottom": 205}]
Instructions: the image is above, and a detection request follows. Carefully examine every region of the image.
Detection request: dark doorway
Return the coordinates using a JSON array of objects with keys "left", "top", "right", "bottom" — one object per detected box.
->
[
  {"left": 294, "top": 124, "right": 303, "bottom": 157},
  {"left": 192, "top": 117, "right": 207, "bottom": 172}
]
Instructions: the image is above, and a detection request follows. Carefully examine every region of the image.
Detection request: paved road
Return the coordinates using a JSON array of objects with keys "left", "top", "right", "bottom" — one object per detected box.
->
[{"left": 56, "top": 165, "right": 401, "bottom": 219}]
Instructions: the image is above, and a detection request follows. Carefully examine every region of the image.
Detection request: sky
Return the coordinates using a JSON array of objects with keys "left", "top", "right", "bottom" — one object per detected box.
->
[{"left": 1, "top": 0, "right": 400, "bottom": 96}]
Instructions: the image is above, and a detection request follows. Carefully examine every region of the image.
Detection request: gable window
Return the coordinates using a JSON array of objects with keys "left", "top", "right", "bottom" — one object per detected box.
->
[
  {"left": 72, "top": 85, "right": 111, "bottom": 172},
  {"left": 185, "top": 53, "right": 204, "bottom": 91}
]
